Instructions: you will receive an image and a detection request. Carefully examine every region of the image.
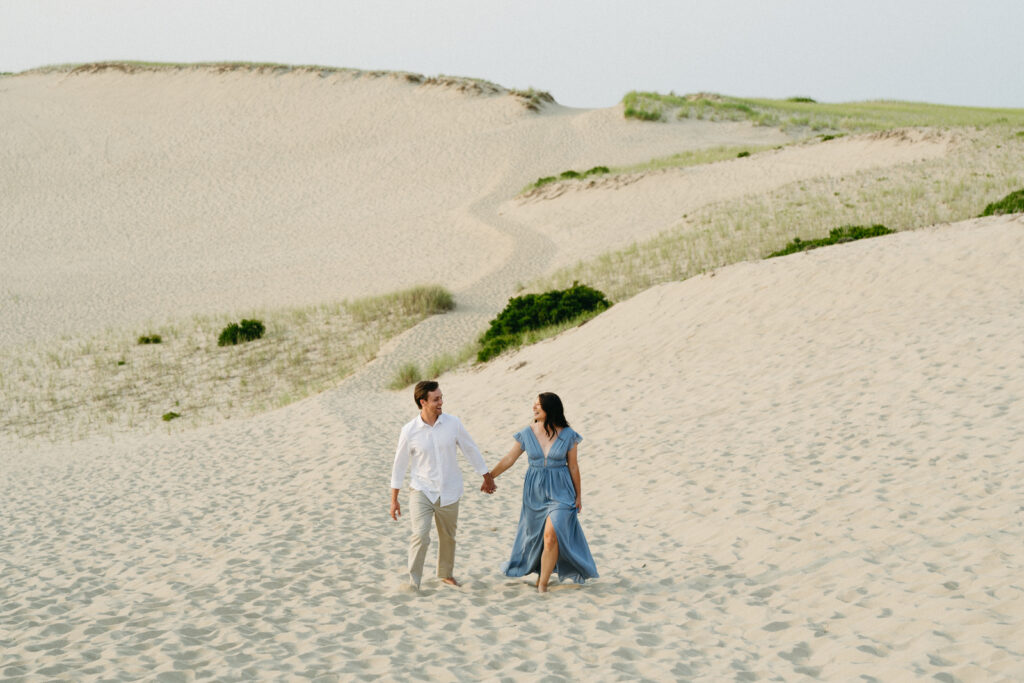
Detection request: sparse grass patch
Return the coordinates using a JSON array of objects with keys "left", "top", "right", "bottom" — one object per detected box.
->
[
  {"left": 529, "top": 129, "right": 1024, "bottom": 302},
  {"left": 618, "top": 145, "right": 777, "bottom": 174},
  {"left": 137, "top": 334, "right": 162, "bottom": 345},
  {"left": 389, "top": 362, "right": 421, "bottom": 390},
  {"left": 2, "top": 285, "right": 456, "bottom": 442},
  {"left": 530, "top": 165, "right": 611, "bottom": 190},
  {"left": 623, "top": 91, "right": 664, "bottom": 121},
  {"left": 980, "top": 188, "right": 1024, "bottom": 216},
  {"left": 347, "top": 285, "right": 454, "bottom": 324},
  {"left": 767, "top": 225, "right": 894, "bottom": 258},
  {"left": 510, "top": 88, "right": 555, "bottom": 111},
  {"left": 621, "top": 91, "right": 1024, "bottom": 132}
]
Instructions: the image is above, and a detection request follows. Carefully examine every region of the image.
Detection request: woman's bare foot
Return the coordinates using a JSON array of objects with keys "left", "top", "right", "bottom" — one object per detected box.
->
[
  {"left": 441, "top": 577, "right": 461, "bottom": 587},
  {"left": 537, "top": 581, "right": 549, "bottom": 593}
]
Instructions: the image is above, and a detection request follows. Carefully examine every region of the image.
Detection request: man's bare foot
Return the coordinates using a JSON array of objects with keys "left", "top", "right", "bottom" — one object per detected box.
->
[{"left": 441, "top": 577, "right": 461, "bottom": 587}]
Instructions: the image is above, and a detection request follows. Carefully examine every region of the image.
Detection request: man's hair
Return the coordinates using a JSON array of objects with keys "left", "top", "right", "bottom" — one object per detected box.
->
[{"left": 414, "top": 380, "right": 439, "bottom": 409}]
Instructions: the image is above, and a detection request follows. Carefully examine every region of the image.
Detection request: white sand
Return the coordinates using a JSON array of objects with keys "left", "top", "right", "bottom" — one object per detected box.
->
[
  {"left": 3, "top": 215, "right": 1022, "bottom": 679},
  {"left": 0, "top": 67, "right": 790, "bottom": 347},
  {"left": 2, "top": 66, "right": 1022, "bottom": 679}
]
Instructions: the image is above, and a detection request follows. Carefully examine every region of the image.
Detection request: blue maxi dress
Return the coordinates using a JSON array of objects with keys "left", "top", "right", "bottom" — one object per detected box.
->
[{"left": 500, "top": 426, "right": 599, "bottom": 584}]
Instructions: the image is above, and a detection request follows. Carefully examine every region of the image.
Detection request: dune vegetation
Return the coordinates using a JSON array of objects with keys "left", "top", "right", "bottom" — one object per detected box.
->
[
  {"left": 1, "top": 286, "right": 454, "bottom": 441},
  {"left": 7, "top": 66, "right": 1024, "bottom": 441},
  {"left": 529, "top": 128, "right": 1024, "bottom": 303},
  {"left": 623, "top": 90, "right": 1024, "bottom": 131}
]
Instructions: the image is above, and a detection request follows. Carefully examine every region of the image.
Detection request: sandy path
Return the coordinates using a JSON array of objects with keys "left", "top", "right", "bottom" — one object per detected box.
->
[{"left": 4, "top": 216, "right": 1021, "bottom": 680}]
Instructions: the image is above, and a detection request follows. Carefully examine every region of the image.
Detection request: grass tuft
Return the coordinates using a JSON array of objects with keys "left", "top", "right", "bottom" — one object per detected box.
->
[
  {"left": 137, "top": 334, "right": 162, "bottom": 345},
  {"left": 389, "top": 362, "right": 421, "bottom": 390},
  {"left": 217, "top": 319, "right": 266, "bottom": 347},
  {"left": 347, "top": 285, "right": 454, "bottom": 324}
]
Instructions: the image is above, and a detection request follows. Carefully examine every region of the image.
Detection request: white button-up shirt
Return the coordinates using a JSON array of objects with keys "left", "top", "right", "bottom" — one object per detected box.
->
[{"left": 390, "top": 413, "right": 489, "bottom": 506}]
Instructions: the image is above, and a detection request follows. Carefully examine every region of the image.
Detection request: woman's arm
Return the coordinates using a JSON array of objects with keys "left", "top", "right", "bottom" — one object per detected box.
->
[
  {"left": 567, "top": 445, "right": 582, "bottom": 511},
  {"left": 489, "top": 443, "right": 524, "bottom": 479}
]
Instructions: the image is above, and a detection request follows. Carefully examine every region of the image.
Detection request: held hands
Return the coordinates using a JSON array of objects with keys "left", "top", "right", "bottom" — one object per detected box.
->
[{"left": 481, "top": 472, "right": 497, "bottom": 494}]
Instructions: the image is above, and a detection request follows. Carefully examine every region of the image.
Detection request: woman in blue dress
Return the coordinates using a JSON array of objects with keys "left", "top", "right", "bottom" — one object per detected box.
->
[{"left": 488, "top": 392, "right": 598, "bottom": 592}]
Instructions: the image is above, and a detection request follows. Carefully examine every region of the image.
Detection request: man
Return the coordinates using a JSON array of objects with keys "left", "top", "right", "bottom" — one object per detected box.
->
[{"left": 390, "top": 380, "right": 496, "bottom": 589}]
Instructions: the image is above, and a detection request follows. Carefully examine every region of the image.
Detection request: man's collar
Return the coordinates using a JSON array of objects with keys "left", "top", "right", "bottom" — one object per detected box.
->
[{"left": 415, "top": 412, "right": 446, "bottom": 429}]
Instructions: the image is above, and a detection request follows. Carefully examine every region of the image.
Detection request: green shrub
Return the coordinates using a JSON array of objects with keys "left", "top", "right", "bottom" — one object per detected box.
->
[
  {"left": 477, "top": 282, "right": 611, "bottom": 361},
  {"left": 584, "top": 166, "right": 610, "bottom": 177},
  {"left": 534, "top": 176, "right": 557, "bottom": 188},
  {"left": 736, "top": 151, "right": 750, "bottom": 158},
  {"left": 218, "top": 318, "right": 266, "bottom": 346},
  {"left": 768, "top": 225, "right": 894, "bottom": 258},
  {"left": 162, "top": 411, "right": 180, "bottom": 422},
  {"left": 137, "top": 334, "right": 162, "bottom": 345},
  {"left": 560, "top": 170, "right": 581, "bottom": 179},
  {"left": 980, "top": 189, "right": 1024, "bottom": 216},
  {"left": 787, "top": 96, "right": 817, "bottom": 103}
]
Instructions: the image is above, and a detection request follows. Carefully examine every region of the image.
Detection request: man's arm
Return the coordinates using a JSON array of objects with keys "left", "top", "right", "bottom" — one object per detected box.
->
[
  {"left": 390, "top": 487, "right": 401, "bottom": 520},
  {"left": 390, "top": 426, "right": 411, "bottom": 519},
  {"left": 454, "top": 418, "right": 496, "bottom": 493}
]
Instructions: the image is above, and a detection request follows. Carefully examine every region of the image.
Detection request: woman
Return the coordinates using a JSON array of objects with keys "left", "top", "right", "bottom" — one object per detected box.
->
[{"left": 488, "top": 392, "right": 598, "bottom": 592}]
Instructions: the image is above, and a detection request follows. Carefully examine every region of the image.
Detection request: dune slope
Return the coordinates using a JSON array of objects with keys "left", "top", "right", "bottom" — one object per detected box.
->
[{"left": 3, "top": 215, "right": 1021, "bottom": 679}]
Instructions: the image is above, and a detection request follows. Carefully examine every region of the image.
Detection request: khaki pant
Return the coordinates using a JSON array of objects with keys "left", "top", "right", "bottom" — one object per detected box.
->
[{"left": 408, "top": 490, "right": 459, "bottom": 588}]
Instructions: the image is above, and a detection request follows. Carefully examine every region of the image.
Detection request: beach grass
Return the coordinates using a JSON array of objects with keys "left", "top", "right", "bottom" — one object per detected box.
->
[
  {"left": 521, "top": 145, "right": 778, "bottom": 195},
  {"left": 529, "top": 128, "right": 1024, "bottom": 303},
  {"left": 1, "top": 285, "right": 455, "bottom": 442},
  {"left": 623, "top": 91, "right": 1024, "bottom": 132}
]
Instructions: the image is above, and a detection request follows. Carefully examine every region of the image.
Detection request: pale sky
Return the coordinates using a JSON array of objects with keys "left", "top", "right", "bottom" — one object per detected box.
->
[{"left": 2, "top": 0, "right": 1022, "bottom": 109}]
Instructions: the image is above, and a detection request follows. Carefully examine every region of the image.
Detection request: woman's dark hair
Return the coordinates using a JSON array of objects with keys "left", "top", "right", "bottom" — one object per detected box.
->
[
  {"left": 538, "top": 392, "right": 569, "bottom": 439},
  {"left": 414, "top": 380, "right": 439, "bottom": 408}
]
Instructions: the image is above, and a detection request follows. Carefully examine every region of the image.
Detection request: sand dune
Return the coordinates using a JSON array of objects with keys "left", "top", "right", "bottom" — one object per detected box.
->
[
  {"left": 3, "top": 65, "right": 1022, "bottom": 680},
  {"left": 506, "top": 128, "right": 953, "bottom": 269},
  {"left": 3, "top": 215, "right": 1022, "bottom": 679},
  {"left": 0, "top": 67, "right": 790, "bottom": 346}
]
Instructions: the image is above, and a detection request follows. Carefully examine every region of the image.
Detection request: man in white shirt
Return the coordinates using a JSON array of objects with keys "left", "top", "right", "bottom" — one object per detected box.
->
[{"left": 390, "top": 380, "right": 496, "bottom": 589}]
